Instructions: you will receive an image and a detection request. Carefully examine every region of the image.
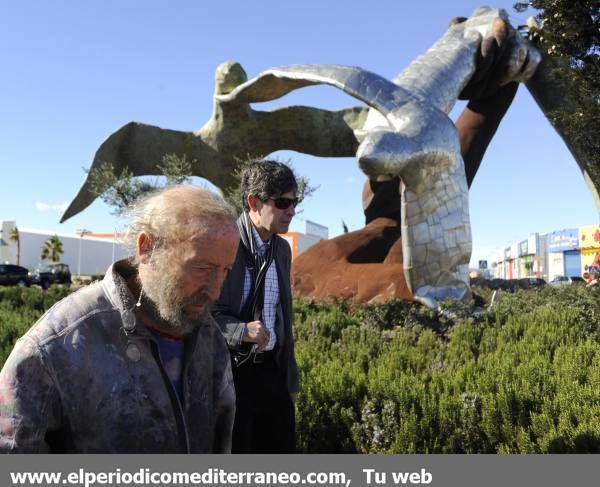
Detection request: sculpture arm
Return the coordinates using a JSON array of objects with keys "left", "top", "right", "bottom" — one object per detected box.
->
[
  {"left": 256, "top": 105, "right": 365, "bottom": 157},
  {"left": 361, "top": 82, "right": 518, "bottom": 220},
  {"left": 456, "top": 81, "right": 518, "bottom": 187},
  {"left": 200, "top": 60, "right": 364, "bottom": 160},
  {"left": 61, "top": 122, "right": 223, "bottom": 222},
  {"left": 219, "top": 65, "right": 409, "bottom": 125}
]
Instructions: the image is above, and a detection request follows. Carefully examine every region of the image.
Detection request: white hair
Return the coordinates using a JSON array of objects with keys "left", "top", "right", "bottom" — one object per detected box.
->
[{"left": 125, "top": 185, "right": 237, "bottom": 261}]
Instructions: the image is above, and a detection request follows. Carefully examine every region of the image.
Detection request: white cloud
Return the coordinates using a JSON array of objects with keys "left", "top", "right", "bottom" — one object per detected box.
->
[
  {"left": 35, "top": 201, "right": 69, "bottom": 213},
  {"left": 344, "top": 175, "right": 357, "bottom": 184}
]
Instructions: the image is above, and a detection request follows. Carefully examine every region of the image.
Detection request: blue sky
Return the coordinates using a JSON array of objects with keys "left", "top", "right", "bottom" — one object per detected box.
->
[{"left": 1, "top": 0, "right": 598, "bottom": 266}]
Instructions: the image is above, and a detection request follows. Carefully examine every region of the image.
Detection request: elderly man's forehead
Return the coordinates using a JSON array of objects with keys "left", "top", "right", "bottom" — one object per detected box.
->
[{"left": 177, "top": 217, "right": 237, "bottom": 241}]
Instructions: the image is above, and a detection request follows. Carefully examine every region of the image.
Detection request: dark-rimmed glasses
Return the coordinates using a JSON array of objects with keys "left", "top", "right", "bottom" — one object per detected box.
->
[{"left": 268, "top": 196, "right": 299, "bottom": 210}]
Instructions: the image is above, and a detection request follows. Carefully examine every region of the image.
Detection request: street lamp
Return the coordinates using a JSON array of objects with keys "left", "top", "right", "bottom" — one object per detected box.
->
[{"left": 76, "top": 229, "right": 92, "bottom": 277}]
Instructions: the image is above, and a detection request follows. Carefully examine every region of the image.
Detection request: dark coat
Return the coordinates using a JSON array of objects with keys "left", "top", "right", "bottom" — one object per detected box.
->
[{"left": 212, "top": 230, "right": 300, "bottom": 395}]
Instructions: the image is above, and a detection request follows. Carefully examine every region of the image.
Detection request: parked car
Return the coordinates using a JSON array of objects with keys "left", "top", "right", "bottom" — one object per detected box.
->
[
  {"left": 528, "top": 277, "right": 547, "bottom": 287},
  {"left": 516, "top": 277, "right": 547, "bottom": 289},
  {"left": 550, "top": 276, "right": 585, "bottom": 286},
  {"left": 488, "top": 278, "right": 516, "bottom": 291},
  {"left": 0, "top": 264, "right": 30, "bottom": 287},
  {"left": 31, "top": 263, "right": 72, "bottom": 289}
]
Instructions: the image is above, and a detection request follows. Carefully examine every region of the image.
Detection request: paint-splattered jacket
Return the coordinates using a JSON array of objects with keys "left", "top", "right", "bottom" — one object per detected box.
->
[{"left": 0, "top": 260, "right": 235, "bottom": 453}]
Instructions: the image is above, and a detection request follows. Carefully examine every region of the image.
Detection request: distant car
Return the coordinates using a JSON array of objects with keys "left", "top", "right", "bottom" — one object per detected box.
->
[
  {"left": 0, "top": 264, "right": 30, "bottom": 287},
  {"left": 529, "top": 277, "right": 547, "bottom": 287},
  {"left": 550, "top": 276, "right": 585, "bottom": 286},
  {"left": 469, "top": 276, "right": 487, "bottom": 288},
  {"left": 516, "top": 277, "right": 547, "bottom": 289},
  {"left": 31, "top": 263, "right": 72, "bottom": 289},
  {"left": 488, "top": 278, "right": 515, "bottom": 291}
]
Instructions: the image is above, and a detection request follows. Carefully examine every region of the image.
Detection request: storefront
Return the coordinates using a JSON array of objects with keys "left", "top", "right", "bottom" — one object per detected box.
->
[
  {"left": 579, "top": 224, "right": 600, "bottom": 279},
  {"left": 519, "top": 240, "right": 531, "bottom": 277},
  {"left": 547, "top": 229, "right": 579, "bottom": 281},
  {"left": 564, "top": 250, "right": 582, "bottom": 277},
  {"left": 510, "top": 243, "right": 519, "bottom": 279},
  {"left": 536, "top": 233, "right": 548, "bottom": 280},
  {"left": 503, "top": 246, "right": 513, "bottom": 279},
  {"left": 547, "top": 252, "right": 565, "bottom": 282},
  {"left": 518, "top": 234, "right": 540, "bottom": 278}
]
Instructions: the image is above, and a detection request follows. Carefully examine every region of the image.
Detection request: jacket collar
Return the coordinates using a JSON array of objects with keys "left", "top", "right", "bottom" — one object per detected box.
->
[{"left": 101, "top": 259, "right": 152, "bottom": 339}]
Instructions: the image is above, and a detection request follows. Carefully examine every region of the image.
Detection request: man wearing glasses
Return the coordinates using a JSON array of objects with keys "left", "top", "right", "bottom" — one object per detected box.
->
[{"left": 213, "top": 160, "right": 300, "bottom": 453}]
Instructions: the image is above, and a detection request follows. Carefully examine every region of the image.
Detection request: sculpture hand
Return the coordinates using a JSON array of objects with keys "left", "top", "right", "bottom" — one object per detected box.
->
[{"left": 456, "top": 13, "right": 540, "bottom": 101}]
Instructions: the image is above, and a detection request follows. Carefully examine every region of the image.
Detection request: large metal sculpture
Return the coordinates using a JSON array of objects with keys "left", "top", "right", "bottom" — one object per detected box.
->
[
  {"left": 215, "top": 8, "right": 539, "bottom": 306},
  {"left": 60, "top": 7, "right": 594, "bottom": 306}
]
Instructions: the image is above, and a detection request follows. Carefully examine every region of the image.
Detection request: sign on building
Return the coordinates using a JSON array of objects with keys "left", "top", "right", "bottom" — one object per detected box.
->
[
  {"left": 548, "top": 229, "right": 579, "bottom": 252},
  {"left": 518, "top": 240, "right": 528, "bottom": 257},
  {"left": 579, "top": 224, "right": 600, "bottom": 277},
  {"left": 305, "top": 220, "right": 328, "bottom": 240}
]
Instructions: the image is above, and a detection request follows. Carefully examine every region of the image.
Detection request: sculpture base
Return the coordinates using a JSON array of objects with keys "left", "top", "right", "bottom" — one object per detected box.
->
[{"left": 291, "top": 218, "right": 413, "bottom": 304}]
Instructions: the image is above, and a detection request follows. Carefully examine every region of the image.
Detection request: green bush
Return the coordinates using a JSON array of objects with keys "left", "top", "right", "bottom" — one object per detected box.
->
[
  {"left": 294, "top": 285, "right": 600, "bottom": 453},
  {"left": 0, "top": 286, "right": 70, "bottom": 364},
  {"left": 0, "top": 284, "right": 598, "bottom": 453}
]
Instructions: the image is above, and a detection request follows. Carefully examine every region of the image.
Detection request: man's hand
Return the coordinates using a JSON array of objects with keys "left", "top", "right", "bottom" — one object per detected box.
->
[{"left": 243, "top": 320, "right": 270, "bottom": 352}]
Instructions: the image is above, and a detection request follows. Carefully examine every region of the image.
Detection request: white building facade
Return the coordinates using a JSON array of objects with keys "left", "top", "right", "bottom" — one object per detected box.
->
[{"left": 0, "top": 221, "right": 128, "bottom": 276}]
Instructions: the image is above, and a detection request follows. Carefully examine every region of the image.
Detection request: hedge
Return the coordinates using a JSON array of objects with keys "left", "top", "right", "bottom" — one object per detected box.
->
[
  {"left": 293, "top": 285, "right": 600, "bottom": 453},
  {"left": 0, "top": 283, "right": 598, "bottom": 453}
]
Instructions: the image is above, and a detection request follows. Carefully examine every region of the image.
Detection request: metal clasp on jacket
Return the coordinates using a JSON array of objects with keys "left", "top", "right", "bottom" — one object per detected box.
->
[{"left": 120, "top": 310, "right": 141, "bottom": 362}]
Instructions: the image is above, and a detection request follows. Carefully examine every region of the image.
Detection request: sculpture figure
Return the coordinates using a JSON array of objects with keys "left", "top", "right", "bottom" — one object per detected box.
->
[
  {"left": 61, "top": 7, "right": 594, "bottom": 307},
  {"left": 214, "top": 8, "right": 539, "bottom": 305}
]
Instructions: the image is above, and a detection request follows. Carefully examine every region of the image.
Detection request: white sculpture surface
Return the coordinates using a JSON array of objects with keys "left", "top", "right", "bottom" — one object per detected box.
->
[{"left": 218, "top": 8, "right": 540, "bottom": 306}]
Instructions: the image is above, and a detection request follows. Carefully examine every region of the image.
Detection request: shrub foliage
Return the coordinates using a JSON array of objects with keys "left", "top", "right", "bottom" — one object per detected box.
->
[
  {"left": 294, "top": 286, "right": 600, "bottom": 453},
  {"left": 0, "top": 284, "right": 598, "bottom": 453}
]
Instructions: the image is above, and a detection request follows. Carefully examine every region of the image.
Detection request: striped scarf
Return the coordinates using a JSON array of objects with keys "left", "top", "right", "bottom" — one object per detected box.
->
[{"left": 237, "top": 212, "right": 278, "bottom": 323}]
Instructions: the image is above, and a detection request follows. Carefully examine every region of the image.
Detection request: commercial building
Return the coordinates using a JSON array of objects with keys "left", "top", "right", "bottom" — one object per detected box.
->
[
  {"left": 579, "top": 224, "right": 600, "bottom": 278},
  {"left": 517, "top": 234, "right": 546, "bottom": 278},
  {"left": 1, "top": 219, "right": 329, "bottom": 275},
  {"left": 547, "top": 228, "right": 579, "bottom": 281},
  {"left": 490, "top": 224, "right": 599, "bottom": 282},
  {"left": 282, "top": 220, "right": 329, "bottom": 260},
  {"left": 0, "top": 221, "right": 128, "bottom": 276}
]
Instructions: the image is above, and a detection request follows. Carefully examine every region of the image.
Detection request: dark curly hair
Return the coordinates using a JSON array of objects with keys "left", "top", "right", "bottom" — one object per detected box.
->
[{"left": 240, "top": 160, "right": 298, "bottom": 211}]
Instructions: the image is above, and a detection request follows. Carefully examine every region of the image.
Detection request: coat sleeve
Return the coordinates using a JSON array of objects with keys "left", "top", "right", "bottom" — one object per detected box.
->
[
  {"left": 0, "top": 337, "right": 62, "bottom": 453},
  {"left": 212, "top": 356, "right": 236, "bottom": 453},
  {"left": 212, "top": 246, "right": 247, "bottom": 350},
  {"left": 280, "top": 240, "right": 300, "bottom": 395},
  {"left": 280, "top": 239, "right": 300, "bottom": 394}
]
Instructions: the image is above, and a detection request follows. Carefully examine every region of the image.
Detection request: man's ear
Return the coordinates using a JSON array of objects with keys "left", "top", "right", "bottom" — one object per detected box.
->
[
  {"left": 247, "top": 193, "right": 262, "bottom": 212},
  {"left": 137, "top": 232, "right": 154, "bottom": 264}
]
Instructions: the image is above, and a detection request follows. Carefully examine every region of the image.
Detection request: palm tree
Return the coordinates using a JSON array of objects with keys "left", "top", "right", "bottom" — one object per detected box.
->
[
  {"left": 41, "top": 235, "right": 64, "bottom": 263},
  {"left": 9, "top": 227, "right": 20, "bottom": 265}
]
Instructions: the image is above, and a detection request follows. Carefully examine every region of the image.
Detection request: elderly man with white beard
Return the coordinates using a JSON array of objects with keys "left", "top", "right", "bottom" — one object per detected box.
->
[{"left": 0, "top": 186, "right": 239, "bottom": 453}]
